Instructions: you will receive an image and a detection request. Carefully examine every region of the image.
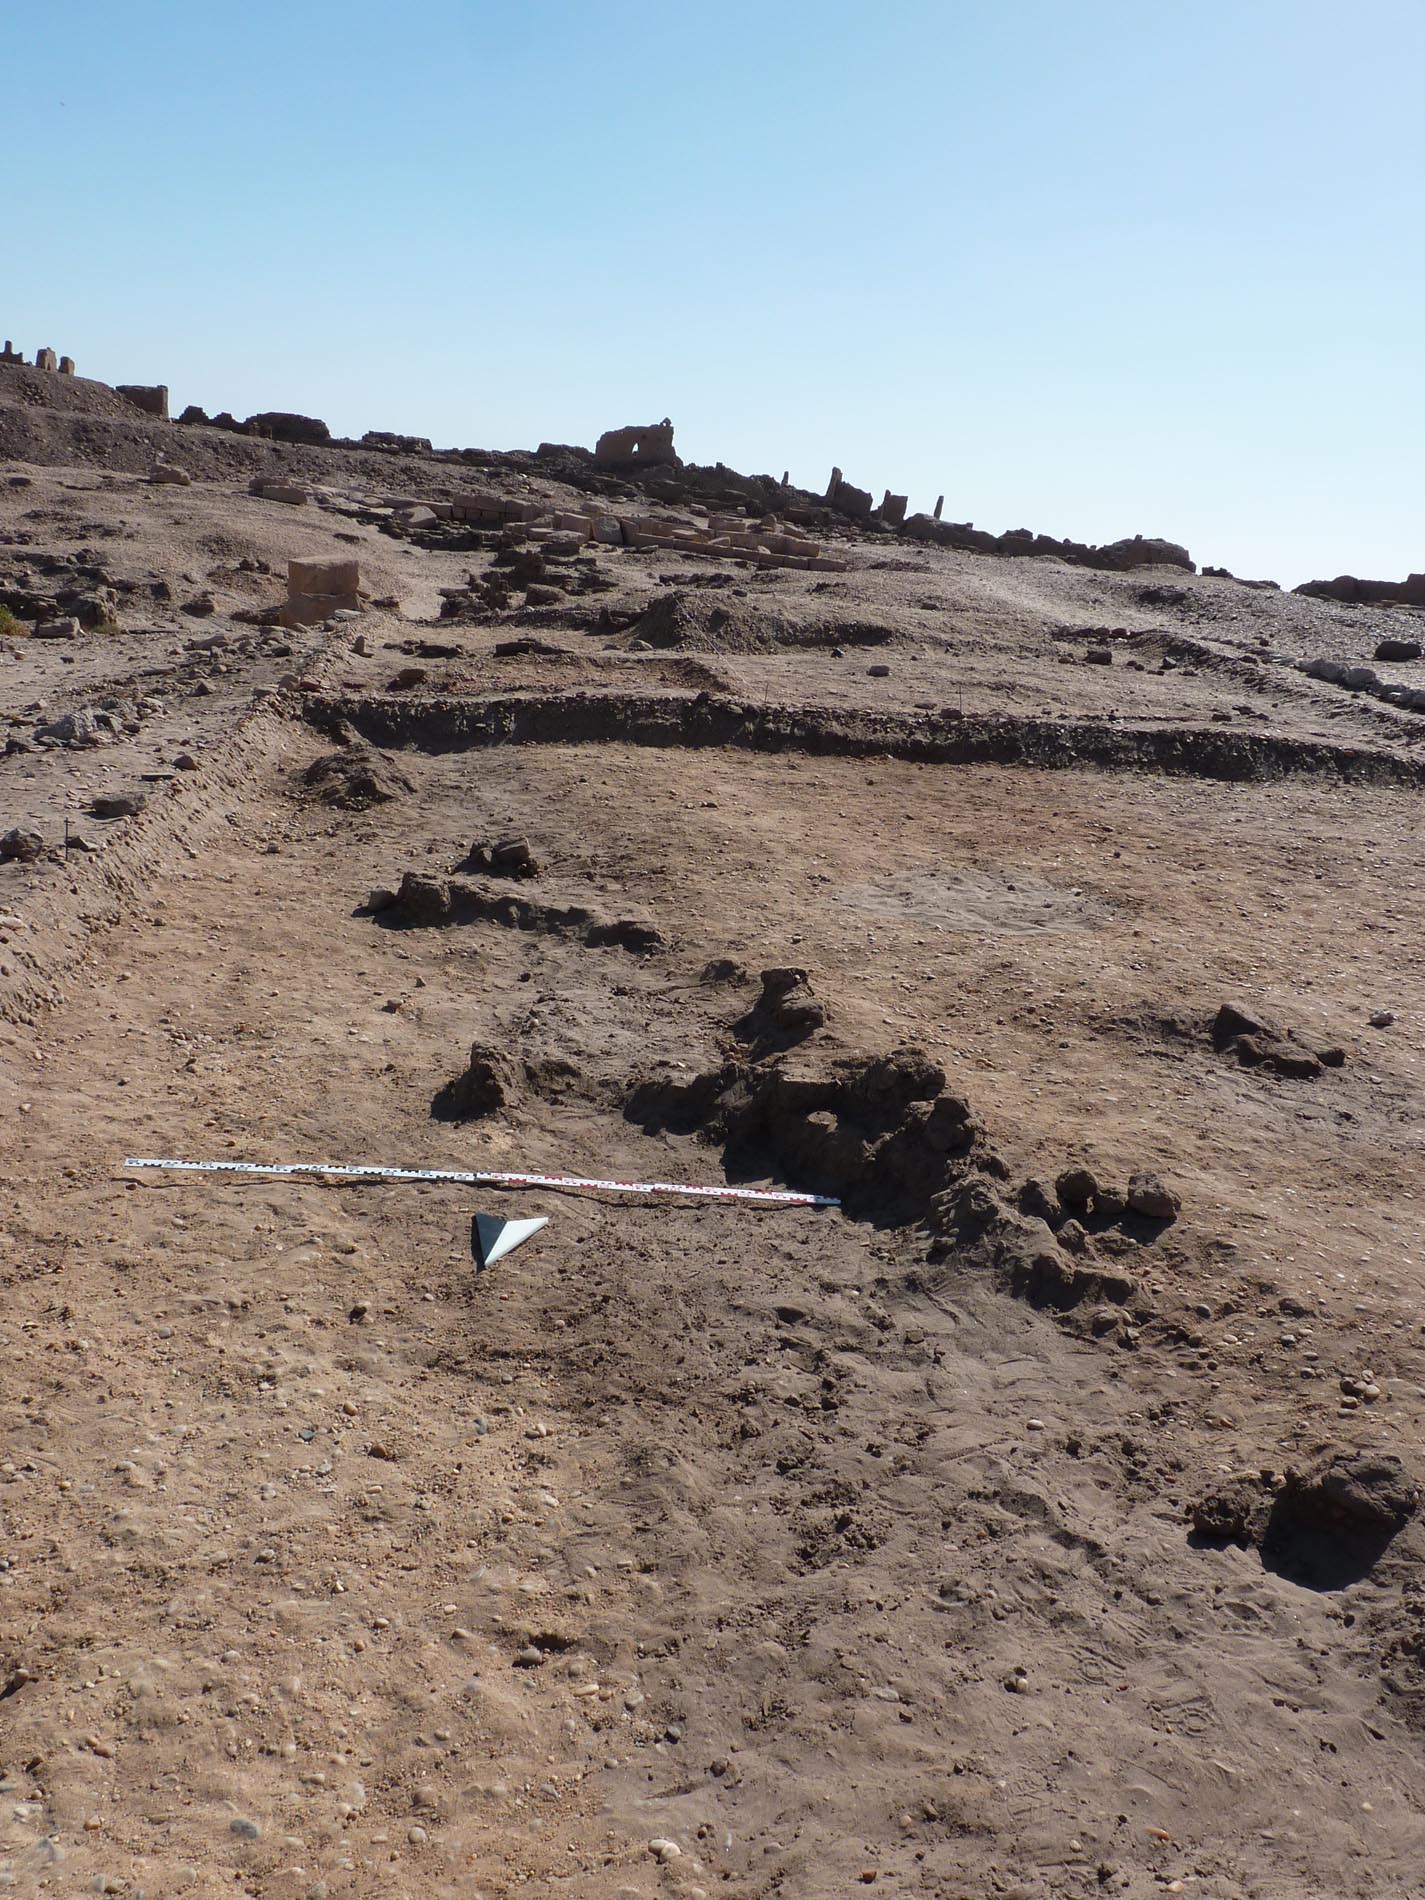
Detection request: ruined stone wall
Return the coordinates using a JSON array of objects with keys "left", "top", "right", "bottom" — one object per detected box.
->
[
  {"left": 116, "top": 384, "right": 169, "bottom": 420},
  {"left": 900, "top": 513, "right": 1194, "bottom": 574},
  {"left": 594, "top": 420, "right": 680, "bottom": 470},
  {"left": 4, "top": 341, "right": 76, "bottom": 373},
  {"left": 443, "top": 489, "right": 847, "bottom": 572},
  {"left": 1295, "top": 572, "right": 1425, "bottom": 609}
]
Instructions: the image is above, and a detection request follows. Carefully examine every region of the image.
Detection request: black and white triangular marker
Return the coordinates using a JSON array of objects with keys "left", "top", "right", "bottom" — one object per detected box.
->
[{"left": 471, "top": 1212, "right": 548, "bottom": 1270}]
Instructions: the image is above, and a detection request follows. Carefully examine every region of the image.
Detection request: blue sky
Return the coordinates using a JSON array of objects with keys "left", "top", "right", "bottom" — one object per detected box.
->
[{"left": 7, "top": 0, "right": 1422, "bottom": 585}]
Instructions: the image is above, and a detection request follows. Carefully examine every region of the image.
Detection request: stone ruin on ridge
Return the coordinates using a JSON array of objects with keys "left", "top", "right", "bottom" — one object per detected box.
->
[{"left": 594, "top": 419, "right": 681, "bottom": 470}]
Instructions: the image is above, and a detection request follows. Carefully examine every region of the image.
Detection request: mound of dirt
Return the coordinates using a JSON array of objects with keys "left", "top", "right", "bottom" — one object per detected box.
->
[
  {"left": 1193, "top": 1452, "right": 1419, "bottom": 1590},
  {"left": 632, "top": 589, "right": 897, "bottom": 654},
  {"left": 300, "top": 746, "right": 415, "bottom": 810},
  {"left": 432, "top": 1041, "right": 517, "bottom": 1120},
  {"left": 628, "top": 1041, "right": 999, "bottom": 1222},
  {"left": 1212, "top": 999, "right": 1346, "bottom": 1078},
  {"left": 384, "top": 870, "right": 663, "bottom": 952},
  {"left": 731, "top": 966, "right": 827, "bottom": 1049}
]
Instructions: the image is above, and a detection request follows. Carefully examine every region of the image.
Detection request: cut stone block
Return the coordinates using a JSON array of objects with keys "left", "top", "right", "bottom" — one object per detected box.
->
[
  {"left": 289, "top": 558, "right": 360, "bottom": 597},
  {"left": 280, "top": 592, "right": 359, "bottom": 629}
]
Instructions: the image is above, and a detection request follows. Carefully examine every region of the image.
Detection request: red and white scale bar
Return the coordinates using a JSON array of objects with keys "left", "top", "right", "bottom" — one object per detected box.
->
[{"left": 123, "top": 1156, "right": 839, "bottom": 1208}]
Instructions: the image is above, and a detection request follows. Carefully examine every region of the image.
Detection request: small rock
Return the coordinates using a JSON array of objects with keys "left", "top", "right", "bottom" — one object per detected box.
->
[
  {"left": 1369, "top": 1010, "right": 1395, "bottom": 1029},
  {"left": 1190, "top": 1477, "right": 1263, "bottom": 1545},
  {"left": 1126, "top": 1171, "right": 1180, "bottom": 1221},
  {"left": 229, "top": 1818, "right": 261, "bottom": 1841},
  {"left": 0, "top": 828, "right": 44, "bottom": 863},
  {"left": 149, "top": 463, "right": 192, "bottom": 486},
  {"left": 491, "top": 835, "right": 538, "bottom": 875},
  {"left": 1374, "top": 637, "right": 1422, "bottom": 662},
  {"left": 1272, "top": 1450, "right": 1418, "bottom": 1535},
  {"left": 1094, "top": 1184, "right": 1127, "bottom": 1220},
  {"left": 648, "top": 1838, "right": 682, "bottom": 1863},
  {"left": 1018, "top": 1177, "right": 1060, "bottom": 1224},
  {"left": 173, "top": 752, "right": 198, "bottom": 771},
  {"left": 90, "top": 794, "right": 144, "bottom": 820},
  {"left": 1084, "top": 647, "right": 1113, "bottom": 664},
  {"left": 1055, "top": 1165, "right": 1098, "bottom": 1209}
]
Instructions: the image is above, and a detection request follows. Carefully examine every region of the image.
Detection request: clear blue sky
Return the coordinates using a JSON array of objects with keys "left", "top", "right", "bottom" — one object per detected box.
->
[{"left": 7, "top": 0, "right": 1422, "bottom": 585}]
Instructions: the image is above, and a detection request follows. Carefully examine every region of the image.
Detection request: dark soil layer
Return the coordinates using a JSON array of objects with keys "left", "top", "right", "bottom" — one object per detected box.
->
[{"left": 307, "top": 688, "right": 1425, "bottom": 787}]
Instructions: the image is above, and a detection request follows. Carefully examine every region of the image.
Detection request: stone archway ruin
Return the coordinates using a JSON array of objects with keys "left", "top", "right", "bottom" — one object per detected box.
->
[{"left": 594, "top": 418, "right": 681, "bottom": 470}]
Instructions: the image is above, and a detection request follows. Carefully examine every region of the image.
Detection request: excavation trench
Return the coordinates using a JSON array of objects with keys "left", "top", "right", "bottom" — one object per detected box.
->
[{"left": 304, "top": 688, "right": 1425, "bottom": 786}]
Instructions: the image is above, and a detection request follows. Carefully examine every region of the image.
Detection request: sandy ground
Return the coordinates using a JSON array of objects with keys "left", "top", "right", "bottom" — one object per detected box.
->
[{"left": 5, "top": 388, "right": 1425, "bottom": 1898}]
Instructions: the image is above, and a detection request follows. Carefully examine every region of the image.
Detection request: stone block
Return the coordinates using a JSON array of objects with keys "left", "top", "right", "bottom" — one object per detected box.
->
[
  {"left": 289, "top": 558, "right": 360, "bottom": 597},
  {"left": 250, "top": 474, "right": 306, "bottom": 501},
  {"left": 35, "top": 347, "right": 58, "bottom": 372},
  {"left": 450, "top": 490, "right": 505, "bottom": 523},
  {"left": 58, "top": 356, "right": 75, "bottom": 376},
  {"left": 280, "top": 592, "right": 359, "bottom": 629}
]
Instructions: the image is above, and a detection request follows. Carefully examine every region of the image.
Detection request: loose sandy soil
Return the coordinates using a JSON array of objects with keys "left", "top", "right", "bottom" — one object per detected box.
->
[{"left": 4, "top": 373, "right": 1425, "bottom": 1898}]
